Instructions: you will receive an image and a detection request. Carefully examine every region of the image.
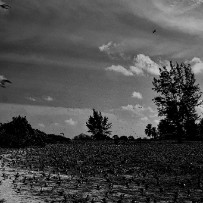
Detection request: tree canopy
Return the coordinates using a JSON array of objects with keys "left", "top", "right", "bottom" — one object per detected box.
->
[
  {"left": 152, "top": 62, "right": 202, "bottom": 141},
  {"left": 86, "top": 109, "right": 112, "bottom": 140}
]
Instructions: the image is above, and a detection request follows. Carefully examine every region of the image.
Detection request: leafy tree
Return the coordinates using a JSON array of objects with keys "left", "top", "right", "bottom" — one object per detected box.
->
[
  {"left": 73, "top": 133, "right": 92, "bottom": 141},
  {"left": 86, "top": 109, "right": 112, "bottom": 140},
  {"left": 145, "top": 124, "right": 158, "bottom": 139},
  {"left": 113, "top": 134, "right": 119, "bottom": 140},
  {"left": 151, "top": 127, "right": 158, "bottom": 140},
  {"left": 145, "top": 124, "right": 152, "bottom": 138},
  {"left": 119, "top": 135, "right": 128, "bottom": 141},
  {"left": 158, "top": 119, "right": 176, "bottom": 140},
  {"left": 152, "top": 62, "right": 202, "bottom": 142},
  {"left": 128, "top": 135, "right": 135, "bottom": 141}
]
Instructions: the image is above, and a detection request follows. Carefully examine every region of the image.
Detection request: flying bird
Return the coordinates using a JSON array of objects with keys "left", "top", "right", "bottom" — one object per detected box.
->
[
  {"left": 153, "top": 29, "right": 156, "bottom": 34},
  {"left": 0, "top": 75, "right": 12, "bottom": 88},
  {"left": 0, "top": 0, "right": 10, "bottom": 9}
]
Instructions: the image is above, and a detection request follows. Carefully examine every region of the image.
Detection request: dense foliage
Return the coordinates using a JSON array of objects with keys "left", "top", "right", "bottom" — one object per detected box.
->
[
  {"left": 0, "top": 116, "right": 70, "bottom": 148},
  {"left": 86, "top": 109, "right": 112, "bottom": 140},
  {"left": 152, "top": 62, "right": 202, "bottom": 141}
]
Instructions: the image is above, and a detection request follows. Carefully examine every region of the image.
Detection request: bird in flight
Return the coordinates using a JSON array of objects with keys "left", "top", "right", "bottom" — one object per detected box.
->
[
  {"left": 0, "top": 0, "right": 10, "bottom": 9},
  {"left": 153, "top": 29, "right": 156, "bottom": 34},
  {"left": 0, "top": 75, "right": 12, "bottom": 88}
]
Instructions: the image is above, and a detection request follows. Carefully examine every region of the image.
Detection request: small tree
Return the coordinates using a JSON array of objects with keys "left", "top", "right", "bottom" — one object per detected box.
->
[
  {"left": 145, "top": 124, "right": 152, "bottom": 138},
  {"left": 86, "top": 109, "right": 112, "bottom": 140},
  {"left": 128, "top": 135, "right": 135, "bottom": 141}
]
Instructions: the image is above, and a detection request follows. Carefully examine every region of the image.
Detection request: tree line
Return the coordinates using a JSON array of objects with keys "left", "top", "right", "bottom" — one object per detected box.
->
[
  {"left": 81, "top": 62, "right": 203, "bottom": 142},
  {"left": 0, "top": 116, "right": 70, "bottom": 148}
]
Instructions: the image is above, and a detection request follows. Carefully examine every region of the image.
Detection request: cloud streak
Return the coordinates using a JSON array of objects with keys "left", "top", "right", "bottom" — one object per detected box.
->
[{"left": 125, "top": 0, "right": 203, "bottom": 36}]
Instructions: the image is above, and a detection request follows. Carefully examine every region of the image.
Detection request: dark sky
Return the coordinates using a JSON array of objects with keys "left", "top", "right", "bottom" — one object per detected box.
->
[{"left": 1, "top": 0, "right": 203, "bottom": 138}]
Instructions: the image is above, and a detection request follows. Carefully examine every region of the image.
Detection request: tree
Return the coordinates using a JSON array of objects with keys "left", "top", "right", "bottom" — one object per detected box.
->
[
  {"left": 128, "top": 135, "right": 135, "bottom": 141},
  {"left": 86, "top": 109, "right": 112, "bottom": 140},
  {"left": 145, "top": 124, "right": 152, "bottom": 138},
  {"left": 152, "top": 62, "right": 202, "bottom": 141},
  {"left": 113, "top": 134, "right": 119, "bottom": 140},
  {"left": 158, "top": 119, "right": 176, "bottom": 140},
  {"left": 145, "top": 124, "right": 158, "bottom": 139},
  {"left": 73, "top": 133, "right": 92, "bottom": 141},
  {"left": 119, "top": 135, "right": 128, "bottom": 141},
  {"left": 151, "top": 127, "right": 158, "bottom": 139}
]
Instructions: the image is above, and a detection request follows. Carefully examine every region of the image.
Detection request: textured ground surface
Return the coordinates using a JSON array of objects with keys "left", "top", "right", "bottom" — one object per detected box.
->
[{"left": 0, "top": 142, "right": 203, "bottom": 202}]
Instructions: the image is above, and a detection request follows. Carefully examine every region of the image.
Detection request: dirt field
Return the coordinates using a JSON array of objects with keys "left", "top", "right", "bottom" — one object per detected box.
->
[{"left": 1, "top": 142, "right": 203, "bottom": 202}]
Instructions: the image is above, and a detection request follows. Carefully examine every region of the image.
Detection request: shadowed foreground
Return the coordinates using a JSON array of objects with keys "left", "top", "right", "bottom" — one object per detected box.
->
[{"left": 1, "top": 142, "right": 203, "bottom": 202}]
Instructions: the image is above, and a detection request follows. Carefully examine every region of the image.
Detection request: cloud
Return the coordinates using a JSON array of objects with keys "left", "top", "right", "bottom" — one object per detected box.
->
[
  {"left": 38, "top": 123, "right": 45, "bottom": 128},
  {"left": 129, "top": 66, "right": 144, "bottom": 76},
  {"left": 99, "top": 41, "right": 129, "bottom": 60},
  {"left": 105, "top": 54, "right": 163, "bottom": 77},
  {"left": 121, "top": 104, "right": 144, "bottom": 115},
  {"left": 189, "top": 57, "right": 203, "bottom": 74},
  {"left": 133, "top": 54, "right": 160, "bottom": 76},
  {"left": 99, "top": 41, "right": 115, "bottom": 53},
  {"left": 147, "top": 106, "right": 156, "bottom": 113},
  {"left": 105, "top": 65, "right": 133, "bottom": 76},
  {"left": 154, "top": 119, "right": 160, "bottom": 125},
  {"left": 125, "top": 0, "right": 203, "bottom": 36},
  {"left": 132, "top": 91, "right": 143, "bottom": 99},
  {"left": 121, "top": 104, "right": 157, "bottom": 118},
  {"left": 65, "top": 118, "right": 77, "bottom": 126},
  {"left": 44, "top": 96, "right": 54, "bottom": 102},
  {"left": 141, "top": 117, "right": 148, "bottom": 121}
]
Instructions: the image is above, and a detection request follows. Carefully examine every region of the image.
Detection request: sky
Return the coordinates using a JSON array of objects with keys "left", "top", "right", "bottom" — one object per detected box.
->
[{"left": 1, "top": 0, "right": 203, "bottom": 138}]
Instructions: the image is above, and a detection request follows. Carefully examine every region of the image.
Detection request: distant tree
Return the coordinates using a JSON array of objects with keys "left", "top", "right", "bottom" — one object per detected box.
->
[
  {"left": 73, "top": 133, "right": 92, "bottom": 141},
  {"left": 86, "top": 109, "right": 112, "bottom": 140},
  {"left": 145, "top": 124, "right": 152, "bottom": 138},
  {"left": 128, "top": 135, "right": 135, "bottom": 141},
  {"left": 119, "top": 135, "right": 128, "bottom": 141},
  {"left": 152, "top": 62, "right": 202, "bottom": 142},
  {"left": 113, "top": 134, "right": 119, "bottom": 140},
  {"left": 145, "top": 124, "right": 158, "bottom": 139},
  {"left": 151, "top": 127, "right": 158, "bottom": 140}
]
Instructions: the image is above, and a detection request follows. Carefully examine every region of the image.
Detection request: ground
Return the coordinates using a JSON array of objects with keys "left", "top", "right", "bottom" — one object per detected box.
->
[{"left": 0, "top": 141, "right": 203, "bottom": 202}]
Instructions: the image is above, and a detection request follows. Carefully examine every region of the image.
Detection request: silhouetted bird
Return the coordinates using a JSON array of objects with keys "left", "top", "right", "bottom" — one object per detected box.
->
[
  {"left": 0, "top": 75, "right": 12, "bottom": 88},
  {"left": 153, "top": 29, "right": 156, "bottom": 34}
]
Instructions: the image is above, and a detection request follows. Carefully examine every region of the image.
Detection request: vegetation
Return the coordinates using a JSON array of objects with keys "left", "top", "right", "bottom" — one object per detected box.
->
[
  {"left": 86, "top": 109, "right": 112, "bottom": 140},
  {"left": 152, "top": 62, "right": 202, "bottom": 142},
  {"left": 145, "top": 124, "right": 158, "bottom": 139},
  {"left": 2, "top": 142, "right": 203, "bottom": 202},
  {"left": 0, "top": 116, "right": 70, "bottom": 148}
]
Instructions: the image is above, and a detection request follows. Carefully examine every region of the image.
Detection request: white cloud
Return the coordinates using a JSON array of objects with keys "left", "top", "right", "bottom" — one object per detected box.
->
[
  {"left": 99, "top": 41, "right": 114, "bottom": 53},
  {"left": 99, "top": 41, "right": 129, "bottom": 60},
  {"left": 132, "top": 91, "right": 143, "bottom": 99},
  {"left": 44, "top": 96, "right": 54, "bottom": 102},
  {"left": 189, "top": 57, "right": 203, "bottom": 74},
  {"left": 121, "top": 104, "right": 157, "bottom": 118},
  {"left": 133, "top": 54, "right": 160, "bottom": 75},
  {"left": 65, "top": 118, "right": 77, "bottom": 126},
  {"left": 129, "top": 66, "right": 144, "bottom": 76},
  {"left": 121, "top": 104, "right": 144, "bottom": 115},
  {"left": 105, "top": 65, "right": 133, "bottom": 76}
]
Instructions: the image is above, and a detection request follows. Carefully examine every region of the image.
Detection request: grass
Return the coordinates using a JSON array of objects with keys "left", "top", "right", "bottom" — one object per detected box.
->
[{"left": 1, "top": 141, "right": 203, "bottom": 202}]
